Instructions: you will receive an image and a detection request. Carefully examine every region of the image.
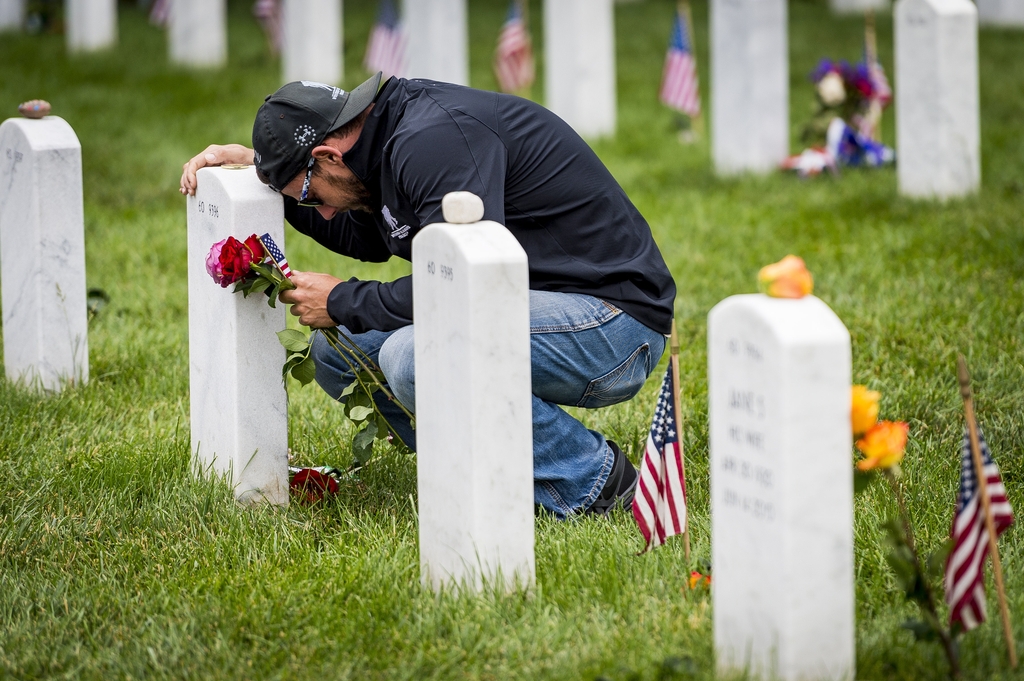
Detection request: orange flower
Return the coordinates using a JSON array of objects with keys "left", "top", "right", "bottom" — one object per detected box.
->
[
  {"left": 758, "top": 255, "right": 814, "bottom": 299},
  {"left": 856, "top": 421, "right": 909, "bottom": 471},
  {"left": 689, "top": 571, "right": 711, "bottom": 589},
  {"left": 851, "top": 385, "right": 881, "bottom": 437}
]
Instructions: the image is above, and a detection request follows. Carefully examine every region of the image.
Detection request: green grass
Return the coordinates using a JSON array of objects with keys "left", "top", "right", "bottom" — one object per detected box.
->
[{"left": 1, "top": 0, "right": 1023, "bottom": 678}]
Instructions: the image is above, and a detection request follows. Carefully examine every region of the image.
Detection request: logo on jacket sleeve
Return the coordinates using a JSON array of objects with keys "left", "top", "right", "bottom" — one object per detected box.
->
[{"left": 382, "top": 205, "right": 412, "bottom": 240}]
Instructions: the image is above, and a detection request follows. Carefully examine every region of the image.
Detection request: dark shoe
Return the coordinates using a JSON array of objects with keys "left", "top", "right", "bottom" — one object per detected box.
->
[{"left": 586, "top": 440, "right": 639, "bottom": 515}]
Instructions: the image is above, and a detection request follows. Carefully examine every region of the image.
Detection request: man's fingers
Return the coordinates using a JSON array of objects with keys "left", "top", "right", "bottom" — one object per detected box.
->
[{"left": 179, "top": 145, "right": 255, "bottom": 196}]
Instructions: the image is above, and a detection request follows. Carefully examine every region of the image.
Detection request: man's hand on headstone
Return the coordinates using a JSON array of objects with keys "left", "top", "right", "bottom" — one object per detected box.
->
[
  {"left": 179, "top": 144, "right": 255, "bottom": 196},
  {"left": 279, "top": 271, "right": 342, "bottom": 328}
]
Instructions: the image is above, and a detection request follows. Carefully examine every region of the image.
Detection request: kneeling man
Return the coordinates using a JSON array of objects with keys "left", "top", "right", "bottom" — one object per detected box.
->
[{"left": 180, "top": 72, "right": 676, "bottom": 519}]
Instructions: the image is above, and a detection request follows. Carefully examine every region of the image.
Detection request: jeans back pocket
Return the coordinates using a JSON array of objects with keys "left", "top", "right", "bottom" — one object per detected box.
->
[{"left": 576, "top": 343, "right": 652, "bottom": 409}]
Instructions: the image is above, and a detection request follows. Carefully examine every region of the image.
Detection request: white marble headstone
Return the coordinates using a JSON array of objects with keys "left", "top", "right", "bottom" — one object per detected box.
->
[
  {"left": 412, "top": 192, "right": 534, "bottom": 593},
  {"left": 711, "top": 0, "right": 788, "bottom": 174},
  {"left": 895, "top": 0, "right": 980, "bottom": 198},
  {"left": 830, "top": 0, "right": 890, "bottom": 13},
  {"left": 543, "top": 0, "right": 617, "bottom": 139},
  {"left": 401, "top": 0, "right": 468, "bottom": 86},
  {"left": 708, "top": 294, "right": 854, "bottom": 681},
  {"left": 187, "top": 166, "right": 289, "bottom": 507},
  {"left": 0, "top": 0, "right": 24, "bottom": 31},
  {"left": 65, "top": 0, "right": 117, "bottom": 52},
  {"left": 0, "top": 116, "right": 89, "bottom": 392},
  {"left": 169, "top": 0, "right": 226, "bottom": 68},
  {"left": 282, "top": 0, "right": 343, "bottom": 85},
  {"left": 977, "top": 0, "right": 1024, "bottom": 26}
]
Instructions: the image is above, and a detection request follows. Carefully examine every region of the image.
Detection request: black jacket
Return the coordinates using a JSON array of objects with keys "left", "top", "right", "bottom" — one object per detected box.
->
[{"left": 284, "top": 77, "right": 676, "bottom": 335}]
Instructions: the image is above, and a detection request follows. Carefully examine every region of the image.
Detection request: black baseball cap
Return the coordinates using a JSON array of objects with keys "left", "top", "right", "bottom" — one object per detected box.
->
[{"left": 252, "top": 71, "right": 383, "bottom": 192}]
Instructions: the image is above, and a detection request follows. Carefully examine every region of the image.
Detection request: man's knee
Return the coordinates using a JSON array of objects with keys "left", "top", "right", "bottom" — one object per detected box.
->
[{"left": 378, "top": 326, "right": 416, "bottom": 412}]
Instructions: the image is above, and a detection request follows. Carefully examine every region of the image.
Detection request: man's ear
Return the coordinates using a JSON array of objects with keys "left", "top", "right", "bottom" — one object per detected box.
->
[{"left": 311, "top": 144, "right": 344, "bottom": 166}]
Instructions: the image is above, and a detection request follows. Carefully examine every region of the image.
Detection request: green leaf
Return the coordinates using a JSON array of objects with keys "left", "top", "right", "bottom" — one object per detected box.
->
[
  {"left": 881, "top": 518, "right": 907, "bottom": 548},
  {"left": 267, "top": 284, "right": 281, "bottom": 308},
  {"left": 290, "top": 355, "right": 316, "bottom": 386},
  {"left": 927, "top": 539, "right": 954, "bottom": 580},
  {"left": 233, "top": 278, "right": 254, "bottom": 296},
  {"left": 348, "top": 405, "right": 373, "bottom": 421},
  {"left": 353, "top": 420, "right": 378, "bottom": 452},
  {"left": 277, "top": 329, "right": 311, "bottom": 354},
  {"left": 351, "top": 421, "right": 377, "bottom": 465},
  {"left": 250, "top": 261, "right": 274, "bottom": 279},
  {"left": 374, "top": 412, "right": 390, "bottom": 440},
  {"left": 347, "top": 391, "right": 372, "bottom": 410},
  {"left": 901, "top": 619, "right": 940, "bottom": 642},
  {"left": 853, "top": 469, "right": 876, "bottom": 494},
  {"left": 339, "top": 382, "right": 358, "bottom": 398},
  {"left": 248, "top": 276, "right": 272, "bottom": 295}
]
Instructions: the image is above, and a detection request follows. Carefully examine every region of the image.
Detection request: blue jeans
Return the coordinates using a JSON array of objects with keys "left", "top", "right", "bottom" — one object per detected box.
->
[{"left": 310, "top": 291, "right": 666, "bottom": 518}]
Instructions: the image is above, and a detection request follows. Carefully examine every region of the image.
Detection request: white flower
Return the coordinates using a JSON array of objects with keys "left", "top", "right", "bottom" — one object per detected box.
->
[{"left": 817, "top": 71, "right": 846, "bottom": 107}]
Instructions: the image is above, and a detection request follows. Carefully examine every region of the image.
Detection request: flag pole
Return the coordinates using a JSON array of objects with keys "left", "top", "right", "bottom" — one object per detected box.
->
[
  {"left": 680, "top": 0, "right": 704, "bottom": 139},
  {"left": 670, "top": 319, "right": 691, "bottom": 564},
  {"left": 957, "top": 355, "right": 1017, "bottom": 669},
  {"left": 863, "top": 9, "right": 884, "bottom": 142}
]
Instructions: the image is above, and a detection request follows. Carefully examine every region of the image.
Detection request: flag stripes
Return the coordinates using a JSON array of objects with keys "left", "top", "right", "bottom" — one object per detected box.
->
[
  {"left": 259, "top": 233, "right": 293, "bottom": 278},
  {"left": 659, "top": 7, "right": 700, "bottom": 117},
  {"left": 365, "top": 0, "right": 407, "bottom": 79},
  {"left": 253, "top": 0, "right": 282, "bottom": 54},
  {"left": 633, "top": 365, "right": 687, "bottom": 551},
  {"left": 494, "top": 1, "right": 535, "bottom": 94},
  {"left": 945, "top": 428, "right": 1014, "bottom": 630},
  {"left": 149, "top": 0, "right": 170, "bottom": 27}
]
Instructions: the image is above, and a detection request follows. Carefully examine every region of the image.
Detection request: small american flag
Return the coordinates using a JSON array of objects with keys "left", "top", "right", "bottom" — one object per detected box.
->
[
  {"left": 364, "top": 0, "right": 406, "bottom": 79},
  {"left": 945, "top": 427, "right": 1014, "bottom": 630},
  {"left": 659, "top": 6, "right": 700, "bottom": 117},
  {"left": 149, "top": 0, "right": 170, "bottom": 27},
  {"left": 493, "top": 0, "right": 534, "bottom": 94},
  {"left": 633, "top": 365, "right": 687, "bottom": 552},
  {"left": 259, "top": 233, "right": 292, "bottom": 279},
  {"left": 253, "top": 0, "right": 282, "bottom": 55},
  {"left": 868, "top": 60, "right": 892, "bottom": 106}
]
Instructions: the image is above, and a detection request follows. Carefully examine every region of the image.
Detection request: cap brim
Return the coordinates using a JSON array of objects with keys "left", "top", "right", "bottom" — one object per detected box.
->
[{"left": 328, "top": 71, "right": 383, "bottom": 134}]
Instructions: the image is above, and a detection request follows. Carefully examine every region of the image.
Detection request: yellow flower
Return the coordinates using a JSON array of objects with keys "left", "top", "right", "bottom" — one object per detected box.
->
[
  {"left": 851, "top": 385, "right": 881, "bottom": 437},
  {"left": 689, "top": 571, "right": 711, "bottom": 589},
  {"left": 856, "top": 421, "right": 909, "bottom": 471},
  {"left": 758, "top": 255, "right": 814, "bottom": 299}
]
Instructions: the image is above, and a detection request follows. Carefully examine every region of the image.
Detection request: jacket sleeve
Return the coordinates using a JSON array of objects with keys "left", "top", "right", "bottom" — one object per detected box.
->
[
  {"left": 326, "top": 275, "right": 412, "bottom": 333},
  {"left": 283, "top": 197, "right": 392, "bottom": 263}
]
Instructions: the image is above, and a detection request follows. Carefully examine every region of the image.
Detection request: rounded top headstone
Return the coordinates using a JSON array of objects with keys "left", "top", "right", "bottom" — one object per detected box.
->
[
  {"left": 442, "top": 191, "right": 485, "bottom": 224},
  {"left": 18, "top": 100, "right": 51, "bottom": 119}
]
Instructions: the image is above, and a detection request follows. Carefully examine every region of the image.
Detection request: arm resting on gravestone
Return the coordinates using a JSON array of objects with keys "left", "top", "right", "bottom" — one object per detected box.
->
[
  {"left": 327, "top": 276, "right": 412, "bottom": 333},
  {"left": 284, "top": 197, "right": 392, "bottom": 262}
]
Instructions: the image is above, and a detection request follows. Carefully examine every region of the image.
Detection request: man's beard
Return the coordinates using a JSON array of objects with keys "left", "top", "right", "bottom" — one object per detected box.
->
[{"left": 325, "top": 170, "right": 373, "bottom": 214}]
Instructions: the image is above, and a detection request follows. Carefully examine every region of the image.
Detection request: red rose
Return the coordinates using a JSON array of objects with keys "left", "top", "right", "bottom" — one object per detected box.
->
[
  {"left": 244, "top": 234, "right": 265, "bottom": 263},
  {"left": 290, "top": 468, "right": 339, "bottom": 503},
  {"left": 217, "top": 236, "right": 253, "bottom": 286}
]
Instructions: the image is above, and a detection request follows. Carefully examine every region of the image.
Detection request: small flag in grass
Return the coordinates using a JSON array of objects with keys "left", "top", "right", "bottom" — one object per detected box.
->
[
  {"left": 659, "top": 5, "right": 700, "bottom": 118},
  {"left": 365, "top": 0, "right": 407, "bottom": 79},
  {"left": 633, "top": 365, "right": 688, "bottom": 552},
  {"left": 945, "top": 427, "right": 1014, "bottom": 630},
  {"left": 253, "top": 0, "right": 282, "bottom": 55},
  {"left": 493, "top": 0, "right": 534, "bottom": 94}
]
